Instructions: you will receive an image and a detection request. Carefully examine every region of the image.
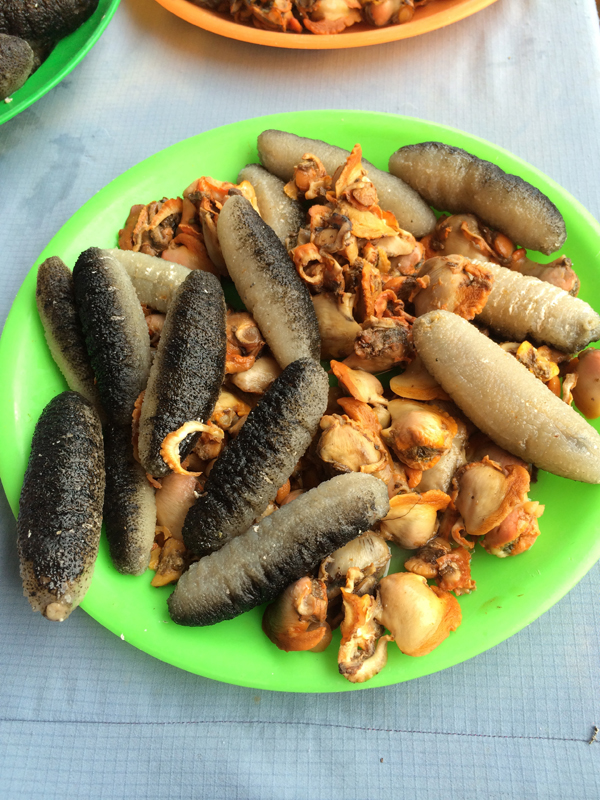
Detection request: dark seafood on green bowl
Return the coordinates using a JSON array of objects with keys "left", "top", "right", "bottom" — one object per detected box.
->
[
  {"left": 0, "top": 0, "right": 99, "bottom": 101},
  {"left": 14, "top": 123, "right": 600, "bottom": 688}
]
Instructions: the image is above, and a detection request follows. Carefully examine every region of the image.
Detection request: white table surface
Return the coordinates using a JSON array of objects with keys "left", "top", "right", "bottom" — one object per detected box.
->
[{"left": 1, "top": 0, "right": 600, "bottom": 797}]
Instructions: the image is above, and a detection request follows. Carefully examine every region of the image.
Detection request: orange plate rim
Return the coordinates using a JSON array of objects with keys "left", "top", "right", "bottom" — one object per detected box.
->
[{"left": 154, "top": 0, "right": 499, "bottom": 50}]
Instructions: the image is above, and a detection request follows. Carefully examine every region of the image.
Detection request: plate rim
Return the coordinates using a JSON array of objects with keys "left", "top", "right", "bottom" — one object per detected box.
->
[
  {"left": 2, "top": 108, "right": 600, "bottom": 692},
  {"left": 0, "top": 0, "right": 121, "bottom": 125},
  {"left": 154, "top": 0, "right": 499, "bottom": 50}
]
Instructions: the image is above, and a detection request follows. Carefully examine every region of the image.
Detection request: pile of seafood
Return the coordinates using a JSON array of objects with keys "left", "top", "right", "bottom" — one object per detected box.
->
[
  {"left": 0, "top": 0, "right": 98, "bottom": 102},
  {"left": 188, "top": 0, "right": 434, "bottom": 35},
  {"left": 19, "top": 129, "right": 600, "bottom": 685}
]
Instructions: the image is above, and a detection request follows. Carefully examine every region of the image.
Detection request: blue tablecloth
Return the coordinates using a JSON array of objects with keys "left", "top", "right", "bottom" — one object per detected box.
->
[{"left": 1, "top": 0, "right": 600, "bottom": 796}]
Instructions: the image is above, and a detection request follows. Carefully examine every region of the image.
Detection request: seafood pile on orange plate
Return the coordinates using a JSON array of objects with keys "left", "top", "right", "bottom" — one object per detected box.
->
[{"left": 187, "top": 0, "right": 435, "bottom": 34}]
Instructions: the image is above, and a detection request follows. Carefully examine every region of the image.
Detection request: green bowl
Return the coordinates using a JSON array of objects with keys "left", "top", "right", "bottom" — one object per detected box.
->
[
  {"left": 0, "top": 0, "right": 120, "bottom": 125},
  {"left": 2, "top": 110, "right": 599, "bottom": 692}
]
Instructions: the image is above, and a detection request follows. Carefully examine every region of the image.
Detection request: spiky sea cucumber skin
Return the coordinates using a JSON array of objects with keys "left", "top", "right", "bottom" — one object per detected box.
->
[
  {"left": 0, "top": 0, "right": 99, "bottom": 42},
  {"left": 103, "top": 422, "right": 156, "bottom": 575},
  {"left": 17, "top": 391, "right": 105, "bottom": 620},
  {"left": 389, "top": 142, "right": 566, "bottom": 255},
  {"left": 238, "top": 164, "right": 305, "bottom": 246},
  {"left": 169, "top": 473, "right": 390, "bottom": 627},
  {"left": 413, "top": 310, "right": 600, "bottom": 483},
  {"left": 218, "top": 195, "right": 321, "bottom": 368},
  {"left": 108, "top": 249, "right": 190, "bottom": 314},
  {"left": 36, "top": 256, "right": 101, "bottom": 409},
  {"left": 182, "top": 358, "right": 329, "bottom": 556},
  {"left": 73, "top": 248, "right": 152, "bottom": 427},
  {"left": 138, "top": 269, "right": 227, "bottom": 477},
  {"left": 257, "top": 129, "right": 436, "bottom": 238},
  {"left": 477, "top": 261, "right": 600, "bottom": 353}
]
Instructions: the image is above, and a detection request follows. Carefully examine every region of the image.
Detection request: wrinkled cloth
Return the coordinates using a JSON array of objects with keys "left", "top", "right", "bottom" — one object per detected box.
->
[{"left": 1, "top": 0, "right": 600, "bottom": 797}]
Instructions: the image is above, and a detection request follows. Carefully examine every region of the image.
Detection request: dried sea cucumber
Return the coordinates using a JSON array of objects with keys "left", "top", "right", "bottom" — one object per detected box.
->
[
  {"left": 238, "top": 163, "right": 305, "bottom": 247},
  {"left": 413, "top": 310, "right": 600, "bottom": 483},
  {"left": 169, "top": 473, "right": 390, "bottom": 627},
  {"left": 389, "top": 142, "right": 566, "bottom": 254},
  {"left": 477, "top": 261, "right": 600, "bottom": 353},
  {"left": 138, "top": 269, "right": 226, "bottom": 477},
  {"left": 103, "top": 422, "right": 157, "bottom": 575},
  {"left": 73, "top": 247, "right": 152, "bottom": 427},
  {"left": 109, "top": 249, "right": 191, "bottom": 314},
  {"left": 258, "top": 129, "right": 436, "bottom": 238},
  {"left": 36, "top": 255, "right": 101, "bottom": 410},
  {"left": 218, "top": 195, "right": 321, "bottom": 368},
  {"left": 183, "top": 358, "right": 329, "bottom": 556},
  {"left": 17, "top": 391, "right": 105, "bottom": 621}
]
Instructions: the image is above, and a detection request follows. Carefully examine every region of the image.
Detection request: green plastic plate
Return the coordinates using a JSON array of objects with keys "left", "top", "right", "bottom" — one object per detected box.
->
[
  {"left": 2, "top": 110, "right": 600, "bottom": 692},
  {"left": 0, "top": 0, "right": 120, "bottom": 126}
]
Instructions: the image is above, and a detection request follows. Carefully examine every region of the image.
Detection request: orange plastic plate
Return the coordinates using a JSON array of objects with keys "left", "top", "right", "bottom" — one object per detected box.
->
[{"left": 155, "top": 0, "right": 499, "bottom": 49}]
